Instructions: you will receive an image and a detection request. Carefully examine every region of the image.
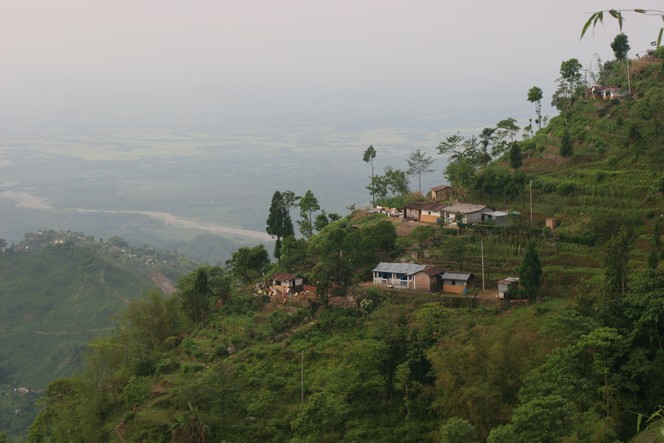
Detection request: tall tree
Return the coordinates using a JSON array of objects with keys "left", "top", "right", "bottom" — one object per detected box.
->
[
  {"left": 366, "top": 167, "right": 410, "bottom": 206},
  {"left": 281, "top": 190, "right": 300, "bottom": 216},
  {"left": 519, "top": 240, "right": 542, "bottom": 301},
  {"left": 298, "top": 190, "right": 320, "bottom": 239},
  {"left": 560, "top": 128, "right": 574, "bottom": 158},
  {"left": 508, "top": 142, "right": 522, "bottom": 170},
  {"left": 178, "top": 268, "right": 212, "bottom": 323},
  {"left": 266, "top": 191, "right": 295, "bottom": 259},
  {"left": 493, "top": 118, "right": 520, "bottom": 158},
  {"left": 314, "top": 211, "right": 330, "bottom": 232},
  {"left": 527, "top": 86, "right": 544, "bottom": 130},
  {"left": 436, "top": 132, "right": 465, "bottom": 160},
  {"left": 444, "top": 159, "right": 477, "bottom": 195},
  {"left": 438, "top": 134, "right": 489, "bottom": 167},
  {"left": 363, "top": 145, "right": 377, "bottom": 205},
  {"left": 610, "top": 33, "right": 630, "bottom": 60},
  {"left": 551, "top": 58, "right": 584, "bottom": 112},
  {"left": 604, "top": 225, "right": 633, "bottom": 295},
  {"left": 479, "top": 127, "right": 496, "bottom": 162},
  {"left": 407, "top": 149, "right": 435, "bottom": 195},
  {"left": 227, "top": 244, "right": 270, "bottom": 284}
]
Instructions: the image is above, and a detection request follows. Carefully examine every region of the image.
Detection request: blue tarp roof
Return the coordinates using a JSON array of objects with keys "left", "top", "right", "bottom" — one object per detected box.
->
[{"left": 372, "top": 262, "right": 428, "bottom": 275}]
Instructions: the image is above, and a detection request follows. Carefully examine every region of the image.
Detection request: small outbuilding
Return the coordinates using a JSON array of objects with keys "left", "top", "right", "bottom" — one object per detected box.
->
[
  {"left": 545, "top": 217, "right": 557, "bottom": 230},
  {"left": 412, "top": 265, "right": 446, "bottom": 292},
  {"left": 442, "top": 203, "right": 493, "bottom": 225},
  {"left": 269, "top": 272, "right": 305, "bottom": 294},
  {"left": 430, "top": 185, "right": 454, "bottom": 201},
  {"left": 441, "top": 272, "right": 475, "bottom": 295},
  {"left": 497, "top": 277, "right": 519, "bottom": 299},
  {"left": 482, "top": 210, "right": 520, "bottom": 226}
]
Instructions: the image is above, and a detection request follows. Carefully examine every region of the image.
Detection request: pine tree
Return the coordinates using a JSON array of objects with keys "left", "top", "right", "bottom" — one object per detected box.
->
[
  {"left": 508, "top": 142, "right": 522, "bottom": 170},
  {"left": 266, "top": 191, "right": 294, "bottom": 258},
  {"left": 519, "top": 240, "right": 542, "bottom": 301}
]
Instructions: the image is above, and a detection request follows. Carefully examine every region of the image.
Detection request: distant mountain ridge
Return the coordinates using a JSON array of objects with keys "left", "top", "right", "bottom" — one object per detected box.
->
[
  {"left": 0, "top": 230, "right": 195, "bottom": 388},
  {"left": 0, "top": 230, "right": 197, "bottom": 437}
]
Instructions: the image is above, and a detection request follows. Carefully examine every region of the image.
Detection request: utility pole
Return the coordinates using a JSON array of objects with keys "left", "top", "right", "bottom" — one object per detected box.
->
[
  {"left": 301, "top": 350, "right": 304, "bottom": 404},
  {"left": 529, "top": 180, "right": 533, "bottom": 229},
  {"left": 626, "top": 57, "right": 632, "bottom": 95},
  {"left": 481, "top": 239, "right": 485, "bottom": 294}
]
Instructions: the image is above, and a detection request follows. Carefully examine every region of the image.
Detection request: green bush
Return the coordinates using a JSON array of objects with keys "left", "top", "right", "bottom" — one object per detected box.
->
[
  {"left": 122, "top": 376, "right": 149, "bottom": 406},
  {"left": 557, "top": 181, "right": 577, "bottom": 196}
]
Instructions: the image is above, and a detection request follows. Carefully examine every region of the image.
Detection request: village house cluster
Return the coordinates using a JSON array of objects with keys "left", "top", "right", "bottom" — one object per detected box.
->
[
  {"left": 258, "top": 184, "right": 524, "bottom": 300},
  {"left": 374, "top": 184, "right": 519, "bottom": 227}
]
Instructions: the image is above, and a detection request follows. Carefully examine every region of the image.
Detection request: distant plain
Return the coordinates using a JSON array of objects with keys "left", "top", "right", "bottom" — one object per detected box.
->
[{"left": 0, "top": 121, "right": 449, "bottom": 260}]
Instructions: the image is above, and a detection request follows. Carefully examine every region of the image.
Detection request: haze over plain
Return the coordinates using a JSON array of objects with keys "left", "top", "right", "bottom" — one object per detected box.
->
[{"left": 1, "top": 1, "right": 661, "bottom": 250}]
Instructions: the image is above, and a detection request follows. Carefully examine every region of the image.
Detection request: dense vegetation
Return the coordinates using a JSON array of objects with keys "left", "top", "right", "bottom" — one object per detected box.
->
[
  {"left": 7, "top": 45, "right": 664, "bottom": 443},
  {"left": 0, "top": 231, "right": 195, "bottom": 439}
]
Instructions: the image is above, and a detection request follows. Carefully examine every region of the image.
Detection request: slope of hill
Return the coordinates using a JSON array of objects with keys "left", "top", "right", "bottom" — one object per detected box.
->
[
  {"left": 0, "top": 231, "right": 196, "bottom": 438},
  {"left": 19, "top": 51, "right": 664, "bottom": 442}
]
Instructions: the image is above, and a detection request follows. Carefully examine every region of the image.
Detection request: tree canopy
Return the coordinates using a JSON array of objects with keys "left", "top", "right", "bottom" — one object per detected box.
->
[
  {"left": 266, "top": 190, "right": 296, "bottom": 258},
  {"left": 527, "top": 86, "right": 543, "bottom": 130},
  {"left": 610, "top": 33, "right": 630, "bottom": 60},
  {"left": 519, "top": 240, "right": 542, "bottom": 301},
  {"left": 407, "top": 149, "right": 435, "bottom": 195}
]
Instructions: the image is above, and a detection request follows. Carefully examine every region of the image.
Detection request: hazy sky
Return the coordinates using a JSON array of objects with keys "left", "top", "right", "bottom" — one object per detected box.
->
[{"left": 2, "top": 1, "right": 663, "bottom": 131}]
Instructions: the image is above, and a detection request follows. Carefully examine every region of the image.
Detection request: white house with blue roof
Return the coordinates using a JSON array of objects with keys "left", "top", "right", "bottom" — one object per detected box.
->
[{"left": 372, "top": 262, "right": 428, "bottom": 289}]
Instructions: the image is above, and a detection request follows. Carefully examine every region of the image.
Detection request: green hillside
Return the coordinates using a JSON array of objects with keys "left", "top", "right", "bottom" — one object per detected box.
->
[
  {"left": 0, "top": 231, "right": 196, "bottom": 438},
  {"left": 15, "top": 49, "right": 664, "bottom": 443}
]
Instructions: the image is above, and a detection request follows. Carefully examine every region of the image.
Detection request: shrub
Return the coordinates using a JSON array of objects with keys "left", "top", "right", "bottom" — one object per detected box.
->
[{"left": 557, "top": 181, "right": 576, "bottom": 196}]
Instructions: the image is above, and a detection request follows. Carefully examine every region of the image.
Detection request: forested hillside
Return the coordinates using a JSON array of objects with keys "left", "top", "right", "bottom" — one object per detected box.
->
[
  {"left": 0, "top": 231, "right": 195, "bottom": 439},
  {"left": 13, "top": 45, "right": 664, "bottom": 443}
]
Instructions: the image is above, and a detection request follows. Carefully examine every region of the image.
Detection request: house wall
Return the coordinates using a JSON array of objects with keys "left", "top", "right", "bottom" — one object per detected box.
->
[
  {"left": 486, "top": 215, "right": 509, "bottom": 226},
  {"left": 442, "top": 211, "right": 456, "bottom": 223},
  {"left": 432, "top": 188, "right": 453, "bottom": 201},
  {"left": 373, "top": 272, "right": 414, "bottom": 288},
  {"left": 277, "top": 277, "right": 303, "bottom": 288},
  {"left": 465, "top": 210, "right": 491, "bottom": 225},
  {"left": 405, "top": 208, "right": 421, "bottom": 220},
  {"left": 413, "top": 273, "right": 434, "bottom": 291},
  {"left": 442, "top": 284, "right": 466, "bottom": 294},
  {"left": 420, "top": 212, "right": 440, "bottom": 224}
]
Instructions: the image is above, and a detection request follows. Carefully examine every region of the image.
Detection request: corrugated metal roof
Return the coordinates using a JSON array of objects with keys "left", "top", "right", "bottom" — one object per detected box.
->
[
  {"left": 420, "top": 265, "right": 446, "bottom": 276},
  {"left": 404, "top": 202, "right": 430, "bottom": 210},
  {"left": 271, "top": 272, "right": 299, "bottom": 281},
  {"left": 442, "top": 272, "right": 473, "bottom": 281},
  {"left": 431, "top": 184, "right": 452, "bottom": 191},
  {"left": 443, "top": 203, "right": 490, "bottom": 214},
  {"left": 484, "top": 211, "right": 509, "bottom": 217},
  {"left": 372, "top": 262, "right": 428, "bottom": 275},
  {"left": 405, "top": 202, "right": 446, "bottom": 211}
]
